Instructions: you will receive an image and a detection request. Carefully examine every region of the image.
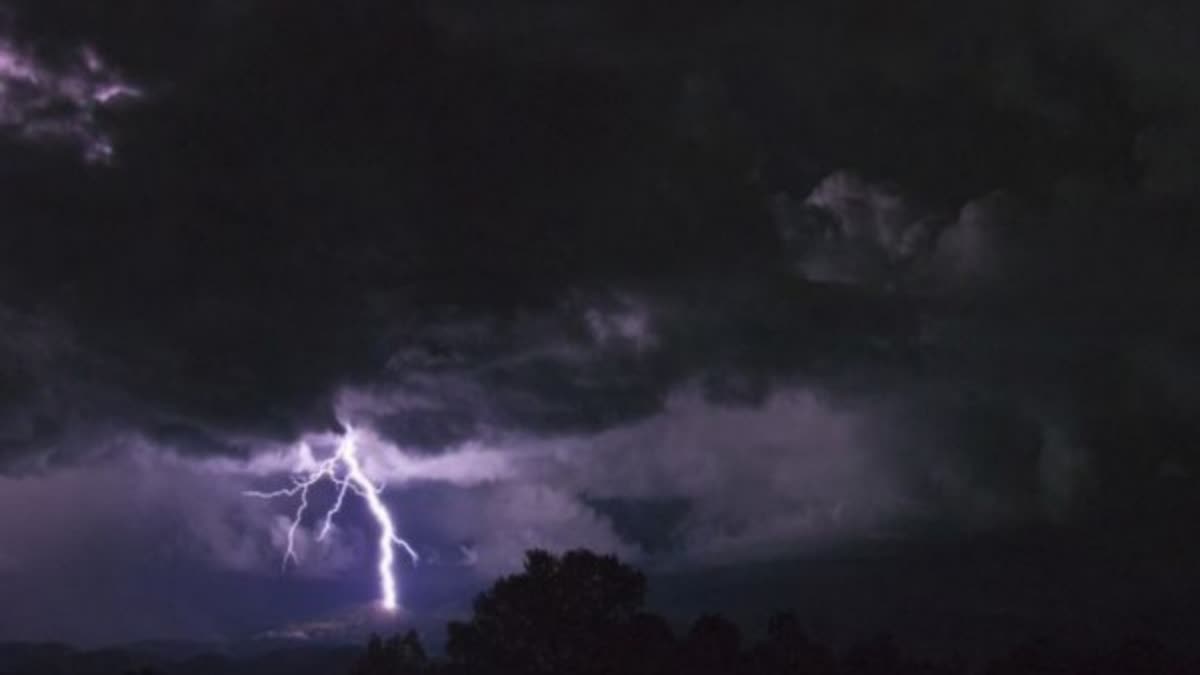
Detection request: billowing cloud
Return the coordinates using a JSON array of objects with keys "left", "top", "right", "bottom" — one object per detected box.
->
[
  {"left": 0, "top": 445, "right": 272, "bottom": 643},
  {"left": 776, "top": 171, "right": 942, "bottom": 289},
  {"left": 776, "top": 170, "right": 1035, "bottom": 296}
]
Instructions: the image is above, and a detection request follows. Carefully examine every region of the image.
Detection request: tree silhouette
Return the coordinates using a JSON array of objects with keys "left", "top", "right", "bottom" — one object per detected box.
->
[
  {"left": 984, "top": 637, "right": 1069, "bottom": 675},
  {"left": 751, "top": 611, "right": 836, "bottom": 675},
  {"left": 681, "top": 613, "right": 745, "bottom": 675},
  {"left": 333, "top": 548, "right": 1184, "bottom": 675},
  {"left": 842, "top": 633, "right": 906, "bottom": 675},
  {"left": 1080, "top": 637, "right": 1175, "bottom": 675},
  {"left": 352, "top": 630, "right": 428, "bottom": 675},
  {"left": 446, "top": 549, "right": 648, "bottom": 675}
]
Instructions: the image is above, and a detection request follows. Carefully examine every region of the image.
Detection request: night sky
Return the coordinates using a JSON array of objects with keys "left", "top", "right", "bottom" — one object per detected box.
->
[{"left": 1, "top": 0, "right": 1199, "bottom": 653}]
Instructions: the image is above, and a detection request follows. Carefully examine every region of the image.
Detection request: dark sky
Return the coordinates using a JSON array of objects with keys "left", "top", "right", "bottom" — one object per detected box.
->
[{"left": 1, "top": 0, "right": 1199, "bottom": 652}]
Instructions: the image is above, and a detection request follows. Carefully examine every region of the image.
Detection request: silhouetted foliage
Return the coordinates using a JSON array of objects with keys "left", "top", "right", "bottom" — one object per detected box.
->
[
  {"left": 1078, "top": 637, "right": 1177, "bottom": 675},
  {"left": 1, "top": 548, "right": 1186, "bottom": 675},
  {"left": 622, "top": 611, "right": 678, "bottom": 675},
  {"left": 751, "top": 611, "right": 836, "bottom": 675},
  {"left": 335, "top": 550, "right": 1196, "bottom": 675},
  {"left": 843, "top": 633, "right": 906, "bottom": 675},
  {"left": 984, "top": 637, "right": 1071, "bottom": 675},
  {"left": 682, "top": 614, "right": 745, "bottom": 675},
  {"left": 446, "top": 549, "right": 647, "bottom": 675},
  {"left": 352, "top": 631, "right": 427, "bottom": 675}
]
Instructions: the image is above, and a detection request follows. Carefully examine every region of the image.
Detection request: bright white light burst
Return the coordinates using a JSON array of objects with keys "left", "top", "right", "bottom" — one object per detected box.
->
[{"left": 245, "top": 428, "right": 417, "bottom": 611}]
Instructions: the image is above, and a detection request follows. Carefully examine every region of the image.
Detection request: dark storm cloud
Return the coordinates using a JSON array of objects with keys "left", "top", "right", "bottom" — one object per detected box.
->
[
  {"left": 0, "top": 0, "right": 774, "bottom": 463},
  {"left": 1, "top": 0, "right": 1199, "bottom": 643},
  {"left": 0, "top": 305, "right": 144, "bottom": 469},
  {"left": 0, "top": 0, "right": 1192, "bottom": 502}
]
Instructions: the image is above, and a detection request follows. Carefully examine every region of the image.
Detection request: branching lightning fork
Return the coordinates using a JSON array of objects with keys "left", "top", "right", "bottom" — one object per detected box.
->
[{"left": 246, "top": 429, "right": 417, "bottom": 611}]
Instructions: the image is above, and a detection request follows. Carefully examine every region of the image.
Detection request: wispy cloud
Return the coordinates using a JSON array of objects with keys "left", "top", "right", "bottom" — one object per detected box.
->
[{"left": 0, "top": 29, "right": 141, "bottom": 161}]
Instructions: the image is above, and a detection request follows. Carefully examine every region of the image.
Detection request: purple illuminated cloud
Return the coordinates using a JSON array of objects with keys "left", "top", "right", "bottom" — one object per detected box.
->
[{"left": 0, "top": 33, "right": 141, "bottom": 161}]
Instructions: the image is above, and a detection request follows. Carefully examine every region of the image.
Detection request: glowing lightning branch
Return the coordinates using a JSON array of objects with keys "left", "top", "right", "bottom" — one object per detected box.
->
[{"left": 246, "top": 429, "right": 417, "bottom": 611}]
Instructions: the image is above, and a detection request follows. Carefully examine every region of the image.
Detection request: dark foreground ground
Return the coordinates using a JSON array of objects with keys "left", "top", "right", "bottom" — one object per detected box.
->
[{"left": 3, "top": 549, "right": 1197, "bottom": 675}]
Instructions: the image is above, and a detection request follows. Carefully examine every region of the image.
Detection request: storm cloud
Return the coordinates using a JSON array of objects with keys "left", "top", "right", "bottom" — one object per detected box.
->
[{"left": 0, "top": 0, "right": 1198, "bottom": 647}]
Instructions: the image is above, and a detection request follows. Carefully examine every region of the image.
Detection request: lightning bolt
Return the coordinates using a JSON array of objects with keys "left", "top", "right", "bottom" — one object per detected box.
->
[{"left": 246, "top": 428, "right": 417, "bottom": 611}]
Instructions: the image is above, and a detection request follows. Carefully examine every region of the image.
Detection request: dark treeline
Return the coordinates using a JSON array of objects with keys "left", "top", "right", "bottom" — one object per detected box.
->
[{"left": 345, "top": 550, "right": 1194, "bottom": 675}]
